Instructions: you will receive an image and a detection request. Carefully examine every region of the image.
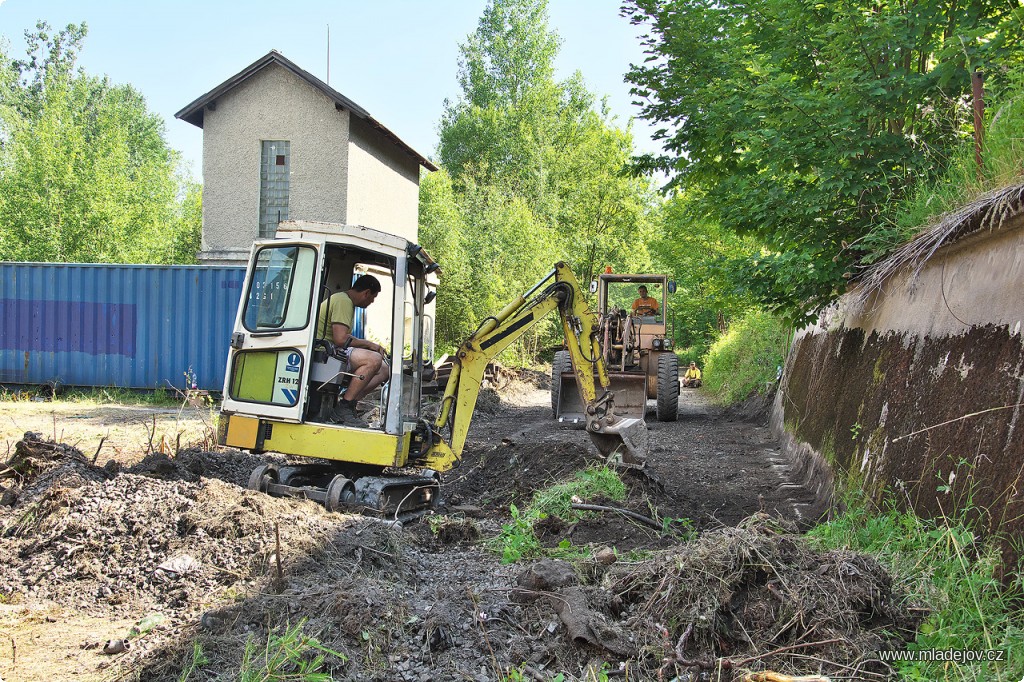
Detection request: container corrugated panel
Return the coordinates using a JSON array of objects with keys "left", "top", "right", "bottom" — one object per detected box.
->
[{"left": 0, "top": 262, "right": 246, "bottom": 391}]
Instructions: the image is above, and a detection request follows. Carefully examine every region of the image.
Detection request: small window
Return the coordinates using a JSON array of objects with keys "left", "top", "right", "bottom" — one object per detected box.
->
[
  {"left": 260, "top": 140, "right": 290, "bottom": 239},
  {"left": 229, "top": 349, "right": 303, "bottom": 406},
  {"left": 243, "top": 245, "right": 316, "bottom": 331}
]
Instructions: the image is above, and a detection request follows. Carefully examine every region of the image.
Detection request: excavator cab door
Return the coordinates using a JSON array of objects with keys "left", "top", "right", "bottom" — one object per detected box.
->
[{"left": 222, "top": 240, "right": 323, "bottom": 424}]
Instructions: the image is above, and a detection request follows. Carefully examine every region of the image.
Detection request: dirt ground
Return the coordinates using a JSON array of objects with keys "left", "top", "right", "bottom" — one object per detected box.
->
[{"left": 0, "top": 375, "right": 916, "bottom": 682}]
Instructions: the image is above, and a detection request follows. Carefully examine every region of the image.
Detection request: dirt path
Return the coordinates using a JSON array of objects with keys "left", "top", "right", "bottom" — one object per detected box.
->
[
  {"left": 449, "top": 382, "right": 815, "bottom": 535},
  {"left": 0, "top": 379, "right": 909, "bottom": 682},
  {"left": 1, "top": 401, "right": 215, "bottom": 465}
]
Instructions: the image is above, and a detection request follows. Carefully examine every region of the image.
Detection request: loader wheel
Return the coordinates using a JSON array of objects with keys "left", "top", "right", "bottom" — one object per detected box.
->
[
  {"left": 550, "top": 350, "right": 571, "bottom": 418},
  {"left": 656, "top": 354, "right": 679, "bottom": 422},
  {"left": 247, "top": 464, "right": 277, "bottom": 493}
]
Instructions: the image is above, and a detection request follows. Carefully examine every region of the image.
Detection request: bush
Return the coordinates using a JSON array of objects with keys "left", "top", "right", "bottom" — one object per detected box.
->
[{"left": 702, "top": 310, "right": 789, "bottom": 405}]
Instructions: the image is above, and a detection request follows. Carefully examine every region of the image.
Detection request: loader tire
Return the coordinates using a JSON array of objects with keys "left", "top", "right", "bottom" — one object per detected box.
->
[
  {"left": 656, "top": 353, "right": 679, "bottom": 422},
  {"left": 550, "top": 350, "right": 571, "bottom": 418}
]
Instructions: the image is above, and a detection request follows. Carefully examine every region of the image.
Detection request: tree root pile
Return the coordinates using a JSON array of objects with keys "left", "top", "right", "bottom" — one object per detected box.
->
[{"left": 596, "top": 514, "right": 920, "bottom": 680}]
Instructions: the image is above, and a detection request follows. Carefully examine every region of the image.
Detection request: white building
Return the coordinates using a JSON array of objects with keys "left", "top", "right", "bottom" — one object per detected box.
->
[{"left": 176, "top": 51, "right": 436, "bottom": 265}]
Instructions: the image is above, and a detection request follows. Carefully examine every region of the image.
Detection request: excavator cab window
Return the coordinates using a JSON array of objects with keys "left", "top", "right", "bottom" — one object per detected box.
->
[{"left": 243, "top": 245, "right": 317, "bottom": 331}]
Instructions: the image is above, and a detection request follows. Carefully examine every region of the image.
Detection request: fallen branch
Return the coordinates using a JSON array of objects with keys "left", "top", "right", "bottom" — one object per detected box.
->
[
  {"left": 893, "top": 403, "right": 1024, "bottom": 442},
  {"left": 733, "top": 638, "right": 844, "bottom": 667},
  {"left": 91, "top": 436, "right": 106, "bottom": 465},
  {"left": 570, "top": 503, "right": 662, "bottom": 530}
]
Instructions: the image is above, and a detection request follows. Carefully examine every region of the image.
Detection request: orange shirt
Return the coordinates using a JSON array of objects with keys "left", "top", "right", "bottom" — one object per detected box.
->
[{"left": 631, "top": 296, "right": 659, "bottom": 313}]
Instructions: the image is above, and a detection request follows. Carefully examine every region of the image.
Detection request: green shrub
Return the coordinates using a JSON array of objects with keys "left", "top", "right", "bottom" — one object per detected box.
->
[
  {"left": 702, "top": 310, "right": 789, "bottom": 405},
  {"left": 860, "top": 68, "right": 1024, "bottom": 265}
]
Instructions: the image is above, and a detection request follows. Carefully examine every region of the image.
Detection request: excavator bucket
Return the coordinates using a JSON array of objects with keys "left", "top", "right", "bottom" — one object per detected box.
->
[
  {"left": 588, "top": 416, "right": 649, "bottom": 468},
  {"left": 556, "top": 372, "right": 647, "bottom": 423}
]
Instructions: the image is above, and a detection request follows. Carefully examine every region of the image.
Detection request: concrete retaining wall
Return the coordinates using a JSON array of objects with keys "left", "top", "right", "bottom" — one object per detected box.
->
[{"left": 772, "top": 212, "right": 1024, "bottom": 565}]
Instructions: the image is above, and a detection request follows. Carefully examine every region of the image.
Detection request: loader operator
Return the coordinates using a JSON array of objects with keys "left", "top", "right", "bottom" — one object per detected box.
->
[
  {"left": 316, "top": 274, "right": 390, "bottom": 427},
  {"left": 631, "top": 286, "right": 659, "bottom": 316}
]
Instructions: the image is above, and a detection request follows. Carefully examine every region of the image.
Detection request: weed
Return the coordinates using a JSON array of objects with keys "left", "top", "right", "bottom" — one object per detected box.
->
[
  {"left": 62, "top": 386, "right": 182, "bottom": 408},
  {"left": 177, "top": 641, "right": 209, "bottom": 682},
  {"left": 661, "top": 516, "right": 696, "bottom": 541},
  {"left": 808, "top": 495, "right": 1024, "bottom": 682},
  {"left": 850, "top": 422, "right": 862, "bottom": 440},
  {"left": 491, "top": 503, "right": 543, "bottom": 564},
  {"left": 490, "top": 467, "right": 630, "bottom": 563},
  {"left": 530, "top": 466, "right": 626, "bottom": 520},
  {"left": 238, "top": 618, "right": 347, "bottom": 682}
]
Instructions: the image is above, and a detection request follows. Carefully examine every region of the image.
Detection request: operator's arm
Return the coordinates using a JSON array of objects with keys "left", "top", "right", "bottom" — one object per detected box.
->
[{"left": 330, "top": 323, "right": 385, "bottom": 355}]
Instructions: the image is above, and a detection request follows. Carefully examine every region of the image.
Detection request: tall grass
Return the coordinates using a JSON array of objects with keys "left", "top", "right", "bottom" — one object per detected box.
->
[
  {"left": 861, "top": 70, "right": 1024, "bottom": 262},
  {"left": 808, "top": 497, "right": 1024, "bottom": 681},
  {"left": 701, "top": 309, "right": 789, "bottom": 405}
]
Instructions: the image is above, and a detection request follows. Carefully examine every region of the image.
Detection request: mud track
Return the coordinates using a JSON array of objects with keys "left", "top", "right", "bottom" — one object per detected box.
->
[{"left": 0, "top": 377, "right": 913, "bottom": 681}]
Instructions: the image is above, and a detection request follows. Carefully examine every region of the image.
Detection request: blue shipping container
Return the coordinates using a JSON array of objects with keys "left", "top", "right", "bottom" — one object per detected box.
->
[{"left": 0, "top": 262, "right": 246, "bottom": 391}]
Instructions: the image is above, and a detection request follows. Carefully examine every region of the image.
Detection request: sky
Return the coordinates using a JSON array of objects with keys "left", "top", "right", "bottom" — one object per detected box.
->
[{"left": 0, "top": 0, "right": 662, "bottom": 180}]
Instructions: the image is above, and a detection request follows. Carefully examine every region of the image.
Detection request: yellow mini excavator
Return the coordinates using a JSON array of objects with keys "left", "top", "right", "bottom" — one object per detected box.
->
[{"left": 218, "top": 221, "right": 648, "bottom": 520}]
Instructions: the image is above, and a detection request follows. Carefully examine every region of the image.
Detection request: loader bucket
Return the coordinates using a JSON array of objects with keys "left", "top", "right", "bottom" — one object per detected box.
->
[
  {"left": 588, "top": 416, "right": 649, "bottom": 468},
  {"left": 556, "top": 372, "right": 647, "bottom": 423}
]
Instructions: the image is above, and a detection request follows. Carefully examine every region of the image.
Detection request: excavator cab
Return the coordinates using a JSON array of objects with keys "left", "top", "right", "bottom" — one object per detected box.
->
[{"left": 220, "top": 222, "right": 442, "bottom": 517}]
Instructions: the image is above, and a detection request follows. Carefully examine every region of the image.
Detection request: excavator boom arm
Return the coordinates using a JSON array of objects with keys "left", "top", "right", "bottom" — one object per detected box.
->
[{"left": 422, "top": 263, "right": 647, "bottom": 471}]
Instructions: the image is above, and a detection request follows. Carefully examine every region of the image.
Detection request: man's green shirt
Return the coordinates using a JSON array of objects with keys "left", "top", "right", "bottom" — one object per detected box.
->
[{"left": 317, "top": 291, "right": 355, "bottom": 339}]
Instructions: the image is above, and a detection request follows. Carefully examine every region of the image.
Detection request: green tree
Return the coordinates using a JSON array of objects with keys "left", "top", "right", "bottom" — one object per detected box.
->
[
  {"left": 651, "top": 191, "right": 762, "bottom": 359},
  {"left": 425, "top": 0, "right": 657, "bottom": 354},
  {"left": 625, "top": 0, "right": 1024, "bottom": 324},
  {"left": 0, "top": 21, "right": 200, "bottom": 264}
]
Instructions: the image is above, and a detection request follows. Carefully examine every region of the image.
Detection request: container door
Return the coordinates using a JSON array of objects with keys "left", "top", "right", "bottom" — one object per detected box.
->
[{"left": 222, "top": 241, "right": 322, "bottom": 423}]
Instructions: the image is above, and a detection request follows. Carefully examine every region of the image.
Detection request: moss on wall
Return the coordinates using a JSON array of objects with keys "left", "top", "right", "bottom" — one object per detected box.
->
[{"left": 779, "top": 323, "right": 1024, "bottom": 566}]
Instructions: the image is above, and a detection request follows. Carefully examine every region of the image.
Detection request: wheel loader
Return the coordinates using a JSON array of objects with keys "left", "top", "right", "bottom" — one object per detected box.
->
[
  {"left": 217, "top": 221, "right": 648, "bottom": 520},
  {"left": 552, "top": 272, "right": 680, "bottom": 423}
]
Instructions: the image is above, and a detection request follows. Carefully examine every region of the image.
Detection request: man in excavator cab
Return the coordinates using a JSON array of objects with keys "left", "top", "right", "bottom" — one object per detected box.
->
[
  {"left": 631, "top": 285, "right": 659, "bottom": 317},
  {"left": 315, "top": 274, "right": 390, "bottom": 427}
]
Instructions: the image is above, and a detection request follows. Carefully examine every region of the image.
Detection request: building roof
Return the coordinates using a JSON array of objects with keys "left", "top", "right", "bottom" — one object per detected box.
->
[{"left": 174, "top": 50, "right": 438, "bottom": 171}]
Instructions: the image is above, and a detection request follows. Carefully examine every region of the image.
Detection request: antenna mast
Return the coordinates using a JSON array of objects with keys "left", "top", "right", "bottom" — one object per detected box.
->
[{"left": 327, "top": 24, "right": 331, "bottom": 85}]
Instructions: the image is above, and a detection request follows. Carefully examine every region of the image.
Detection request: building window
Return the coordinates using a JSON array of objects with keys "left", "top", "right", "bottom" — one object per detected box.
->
[{"left": 259, "top": 140, "right": 290, "bottom": 239}]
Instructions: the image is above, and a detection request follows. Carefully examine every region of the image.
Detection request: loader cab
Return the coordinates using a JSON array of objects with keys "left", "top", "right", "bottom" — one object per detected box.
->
[
  {"left": 222, "top": 222, "right": 438, "bottom": 444},
  {"left": 597, "top": 274, "right": 673, "bottom": 362}
]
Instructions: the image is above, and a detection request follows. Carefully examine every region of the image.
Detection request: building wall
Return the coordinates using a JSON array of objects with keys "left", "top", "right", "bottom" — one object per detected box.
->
[
  {"left": 345, "top": 116, "right": 420, "bottom": 242},
  {"left": 201, "top": 63, "right": 349, "bottom": 262},
  {"left": 772, "top": 215, "right": 1024, "bottom": 566}
]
